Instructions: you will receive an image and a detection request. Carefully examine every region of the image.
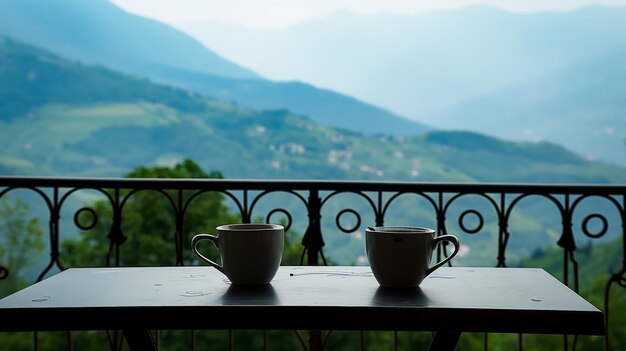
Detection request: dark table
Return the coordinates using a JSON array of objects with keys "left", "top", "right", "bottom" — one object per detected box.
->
[{"left": 0, "top": 266, "right": 606, "bottom": 350}]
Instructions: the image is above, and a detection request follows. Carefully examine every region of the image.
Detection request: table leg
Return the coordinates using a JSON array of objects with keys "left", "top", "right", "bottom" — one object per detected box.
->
[
  {"left": 309, "top": 330, "right": 322, "bottom": 351},
  {"left": 123, "top": 329, "right": 158, "bottom": 351},
  {"left": 428, "top": 331, "right": 462, "bottom": 351}
]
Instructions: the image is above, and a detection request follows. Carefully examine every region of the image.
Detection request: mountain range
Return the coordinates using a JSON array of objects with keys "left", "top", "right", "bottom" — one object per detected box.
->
[
  {"left": 0, "top": 0, "right": 625, "bottom": 183},
  {"left": 180, "top": 6, "right": 626, "bottom": 166},
  {"left": 2, "top": 33, "right": 626, "bottom": 266},
  {"left": 2, "top": 35, "right": 625, "bottom": 185},
  {"left": 3, "top": 1, "right": 625, "bottom": 166},
  {"left": 0, "top": 0, "right": 429, "bottom": 136}
]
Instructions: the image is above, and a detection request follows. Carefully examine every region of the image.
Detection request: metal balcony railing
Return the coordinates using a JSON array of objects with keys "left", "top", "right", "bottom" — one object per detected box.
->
[{"left": 0, "top": 176, "right": 624, "bottom": 351}]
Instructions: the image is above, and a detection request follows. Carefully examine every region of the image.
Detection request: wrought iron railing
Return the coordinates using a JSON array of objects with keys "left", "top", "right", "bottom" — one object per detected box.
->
[{"left": 0, "top": 176, "right": 624, "bottom": 351}]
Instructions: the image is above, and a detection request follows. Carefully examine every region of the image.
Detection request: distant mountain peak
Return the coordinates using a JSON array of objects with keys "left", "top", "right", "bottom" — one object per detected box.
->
[{"left": 0, "top": 0, "right": 259, "bottom": 80}]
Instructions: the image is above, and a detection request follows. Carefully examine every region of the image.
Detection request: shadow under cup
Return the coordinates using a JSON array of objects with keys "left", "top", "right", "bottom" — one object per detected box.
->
[
  {"left": 191, "top": 223, "right": 285, "bottom": 285},
  {"left": 365, "top": 226, "right": 460, "bottom": 288}
]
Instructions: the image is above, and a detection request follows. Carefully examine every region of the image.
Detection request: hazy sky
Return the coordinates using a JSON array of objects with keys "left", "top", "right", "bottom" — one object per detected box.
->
[{"left": 110, "top": 0, "right": 626, "bottom": 30}]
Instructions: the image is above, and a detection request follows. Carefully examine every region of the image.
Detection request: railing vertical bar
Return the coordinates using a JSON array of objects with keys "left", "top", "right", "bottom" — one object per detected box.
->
[
  {"left": 497, "top": 193, "right": 507, "bottom": 267},
  {"left": 52, "top": 187, "right": 61, "bottom": 271},
  {"left": 377, "top": 191, "right": 384, "bottom": 226},
  {"left": 242, "top": 189, "right": 250, "bottom": 223},
  {"left": 603, "top": 193, "right": 626, "bottom": 351},
  {"left": 304, "top": 189, "right": 322, "bottom": 266},
  {"left": 484, "top": 332, "right": 488, "bottom": 351},
  {"left": 436, "top": 192, "right": 445, "bottom": 262},
  {"left": 175, "top": 188, "right": 184, "bottom": 266}
]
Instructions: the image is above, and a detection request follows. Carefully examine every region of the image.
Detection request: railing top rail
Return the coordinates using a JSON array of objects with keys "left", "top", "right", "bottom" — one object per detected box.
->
[{"left": 1, "top": 176, "right": 624, "bottom": 195}]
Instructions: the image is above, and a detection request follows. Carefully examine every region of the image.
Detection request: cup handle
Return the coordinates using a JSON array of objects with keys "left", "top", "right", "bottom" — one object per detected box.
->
[
  {"left": 426, "top": 234, "right": 460, "bottom": 277},
  {"left": 191, "top": 234, "right": 225, "bottom": 275}
]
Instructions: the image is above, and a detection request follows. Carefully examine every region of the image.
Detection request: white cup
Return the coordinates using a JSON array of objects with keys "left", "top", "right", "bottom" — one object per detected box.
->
[
  {"left": 191, "top": 223, "right": 284, "bottom": 285},
  {"left": 365, "top": 226, "right": 460, "bottom": 288}
]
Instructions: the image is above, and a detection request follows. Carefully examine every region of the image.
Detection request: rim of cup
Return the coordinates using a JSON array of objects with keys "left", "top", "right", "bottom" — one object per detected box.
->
[
  {"left": 217, "top": 223, "right": 284, "bottom": 231},
  {"left": 366, "top": 226, "right": 434, "bottom": 234}
]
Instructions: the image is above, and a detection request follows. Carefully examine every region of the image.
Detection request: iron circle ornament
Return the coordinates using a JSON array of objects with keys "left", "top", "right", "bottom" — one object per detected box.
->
[
  {"left": 458, "top": 209, "right": 484, "bottom": 234},
  {"left": 266, "top": 208, "right": 293, "bottom": 232},
  {"left": 581, "top": 214, "right": 608, "bottom": 239},
  {"left": 73, "top": 207, "right": 98, "bottom": 231},
  {"left": 335, "top": 209, "right": 361, "bottom": 234}
]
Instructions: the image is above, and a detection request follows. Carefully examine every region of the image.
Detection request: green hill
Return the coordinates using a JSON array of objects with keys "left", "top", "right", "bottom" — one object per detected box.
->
[
  {"left": 0, "top": 36, "right": 212, "bottom": 122},
  {"left": 0, "top": 0, "right": 429, "bottom": 136}
]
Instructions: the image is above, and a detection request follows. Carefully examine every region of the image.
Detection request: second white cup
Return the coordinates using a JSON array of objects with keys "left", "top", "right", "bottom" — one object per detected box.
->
[{"left": 365, "top": 226, "right": 460, "bottom": 288}]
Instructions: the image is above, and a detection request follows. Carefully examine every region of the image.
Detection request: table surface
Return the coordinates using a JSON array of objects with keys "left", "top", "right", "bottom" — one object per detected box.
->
[{"left": 0, "top": 266, "right": 605, "bottom": 335}]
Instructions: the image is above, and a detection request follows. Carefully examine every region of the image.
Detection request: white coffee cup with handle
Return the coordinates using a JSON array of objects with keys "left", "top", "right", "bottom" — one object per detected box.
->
[
  {"left": 191, "top": 223, "right": 284, "bottom": 285},
  {"left": 365, "top": 226, "right": 460, "bottom": 288}
]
